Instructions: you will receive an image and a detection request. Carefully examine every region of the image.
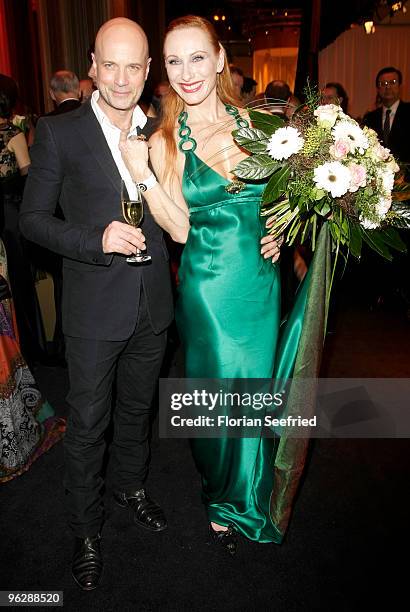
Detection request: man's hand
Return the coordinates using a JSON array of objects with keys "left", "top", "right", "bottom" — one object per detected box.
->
[
  {"left": 102, "top": 221, "right": 146, "bottom": 255},
  {"left": 119, "top": 131, "right": 151, "bottom": 181}
]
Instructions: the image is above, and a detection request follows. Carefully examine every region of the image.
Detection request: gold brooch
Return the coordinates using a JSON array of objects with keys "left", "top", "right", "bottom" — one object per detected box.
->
[{"left": 225, "top": 179, "right": 246, "bottom": 194}]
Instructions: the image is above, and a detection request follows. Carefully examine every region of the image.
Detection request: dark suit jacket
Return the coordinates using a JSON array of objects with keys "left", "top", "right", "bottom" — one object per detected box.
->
[
  {"left": 363, "top": 100, "right": 410, "bottom": 165},
  {"left": 45, "top": 98, "right": 82, "bottom": 116},
  {"left": 20, "top": 101, "right": 173, "bottom": 340}
]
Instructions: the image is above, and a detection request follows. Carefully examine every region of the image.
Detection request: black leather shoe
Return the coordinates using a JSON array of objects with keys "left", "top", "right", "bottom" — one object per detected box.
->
[
  {"left": 72, "top": 534, "right": 103, "bottom": 591},
  {"left": 208, "top": 524, "right": 237, "bottom": 556},
  {"left": 114, "top": 489, "right": 167, "bottom": 532}
]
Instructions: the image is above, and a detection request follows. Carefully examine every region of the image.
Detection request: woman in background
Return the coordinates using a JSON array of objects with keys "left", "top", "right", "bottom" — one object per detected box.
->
[
  {"left": 0, "top": 85, "right": 47, "bottom": 365},
  {"left": 0, "top": 238, "right": 65, "bottom": 483}
]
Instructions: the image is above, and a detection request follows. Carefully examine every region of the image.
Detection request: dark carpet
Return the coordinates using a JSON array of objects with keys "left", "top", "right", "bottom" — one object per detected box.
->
[{"left": 1, "top": 278, "right": 409, "bottom": 611}]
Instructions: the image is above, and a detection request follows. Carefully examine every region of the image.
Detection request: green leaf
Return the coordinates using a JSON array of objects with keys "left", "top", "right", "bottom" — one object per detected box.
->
[
  {"left": 313, "top": 189, "right": 326, "bottom": 201},
  {"left": 347, "top": 219, "right": 362, "bottom": 258},
  {"left": 262, "top": 166, "right": 290, "bottom": 203},
  {"left": 329, "top": 220, "right": 341, "bottom": 245},
  {"left": 234, "top": 154, "right": 279, "bottom": 180},
  {"left": 248, "top": 109, "right": 285, "bottom": 135},
  {"left": 375, "top": 227, "right": 407, "bottom": 253},
  {"left": 341, "top": 215, "right": 349, "bottom": 238},
  {"left": 314, "top": 199, "right": 330, "bottom": 216},
  {"left": 361, "top": 228, "right": 393, "bottom": 261},
  {"left": 232, "top": 128, "right": 269, "bottom": 154},
  {"left": 388, "top": 202, "right": 410, "bottom": 229}
]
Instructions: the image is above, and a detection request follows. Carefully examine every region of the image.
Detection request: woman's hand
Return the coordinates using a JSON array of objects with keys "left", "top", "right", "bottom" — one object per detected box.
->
[
  {"left": 261, "top": 233, "right": 284, "bottom": 263},
  {"left": 119, "top": 131, "right": 152, "bottom": 181},
  {"left": 261, "top": 216, "right": 284, "bottom": 263}
]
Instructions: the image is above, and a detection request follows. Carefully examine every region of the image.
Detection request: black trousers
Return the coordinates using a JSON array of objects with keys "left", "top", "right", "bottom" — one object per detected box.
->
[{"left": 63, "top": 290, "right": 167, "bottom": 537}]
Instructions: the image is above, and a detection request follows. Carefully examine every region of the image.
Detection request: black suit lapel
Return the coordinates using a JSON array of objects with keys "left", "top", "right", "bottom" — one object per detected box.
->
[
  {"left": 140, "top": 116, "right": 158, "bottom": 140},
  {"left": 73, "top": 102, "right": 121, "bottom": 194},
  {"left": 376, "top": 107, "right": 383, "bottom": 134},
  {"left": 389, "top": 101, "right": 402, "bottom": 143}
]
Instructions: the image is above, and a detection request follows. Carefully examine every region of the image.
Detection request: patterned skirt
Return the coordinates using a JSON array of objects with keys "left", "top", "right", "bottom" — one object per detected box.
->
[{"left": 0, "top": 240, "right": 65, "bottom": 483}]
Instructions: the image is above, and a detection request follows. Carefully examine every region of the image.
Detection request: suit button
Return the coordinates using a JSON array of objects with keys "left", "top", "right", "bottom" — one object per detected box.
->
[{"left": 92, "top": 257, "right": 98, "bottom": 263}]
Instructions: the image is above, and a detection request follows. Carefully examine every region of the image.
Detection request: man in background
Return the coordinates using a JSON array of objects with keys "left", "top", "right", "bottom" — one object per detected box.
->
[
  {"left": 241, "top": 76, "right": 257, "bottom": 106},
  {"left": 229, "top": 64, "right": 244, "bottom": 99},
  {"left": 264, "top": 80, "right": 299, "bottom": 119},
  {"left": 47, "top": 70, "right": 81, "bottom": 116},
  {"left": 363, "top": 66, "right": 410, "bottom": 171},
  {"left": 41, "top": 71, "right": 81, "bottom": 362},
  {"left": 363, "top": 66, "right": 410, "bottom": 315}
]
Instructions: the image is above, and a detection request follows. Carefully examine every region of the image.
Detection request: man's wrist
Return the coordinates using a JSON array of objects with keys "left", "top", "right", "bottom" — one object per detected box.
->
[{"left": 135, "top": 173, "right": 157, "bottom": 192}]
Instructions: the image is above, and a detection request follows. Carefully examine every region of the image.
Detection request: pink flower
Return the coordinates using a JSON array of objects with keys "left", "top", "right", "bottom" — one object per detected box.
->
[
  {"left": 370, "top": 143, "right": 390, "bottom": 162},
  {"left": 348, "top": 163, "right": 367, "bottom": 193},
  {"left": 330, "top": 139, "right": 350, "bottom": 160}
]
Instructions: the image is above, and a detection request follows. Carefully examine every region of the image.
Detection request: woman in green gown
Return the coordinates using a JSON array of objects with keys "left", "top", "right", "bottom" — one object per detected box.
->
[{"left": 120, "top": 15, "right": 306, "bottom": 553}]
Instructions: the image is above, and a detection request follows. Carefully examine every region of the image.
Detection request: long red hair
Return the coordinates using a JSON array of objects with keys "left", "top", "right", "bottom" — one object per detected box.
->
[{"left": 159, "top": 15, "right": 239, "bottom": 181}]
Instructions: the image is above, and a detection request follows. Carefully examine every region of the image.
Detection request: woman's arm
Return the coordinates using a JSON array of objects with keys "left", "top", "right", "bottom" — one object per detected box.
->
[
  {"left": 119, "top": 130, "right": 190, "bottom": 244},
  {"left": 7, "top": 132, "right": 30, "bottom": 175}
]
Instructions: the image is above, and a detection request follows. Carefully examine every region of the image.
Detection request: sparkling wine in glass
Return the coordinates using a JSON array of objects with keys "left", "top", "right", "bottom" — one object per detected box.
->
[{"left": 121, "top": 180, "right": 151, "bottom": 264}]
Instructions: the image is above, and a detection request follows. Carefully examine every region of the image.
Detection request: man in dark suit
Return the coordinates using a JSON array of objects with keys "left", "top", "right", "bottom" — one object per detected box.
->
[
  {"left": 46, "top": 70, "right": 82, "bottom": 116},
  {"left": 363, "top": 66, "right": 410, "bottom": 313},
  {"left": 42, "top": 71, "right": 81, "bottom": 363},
  {"left": 363, "top": 66, "right": 410, "bottom": 171},
  {"left": 21, "top": 18, "right": 173, "bottom": 591}
]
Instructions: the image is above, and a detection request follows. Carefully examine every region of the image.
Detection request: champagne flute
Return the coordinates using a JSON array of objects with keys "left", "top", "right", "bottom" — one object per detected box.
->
[{"left": 121, "top": 179, "right": 151, "bottom": 264}]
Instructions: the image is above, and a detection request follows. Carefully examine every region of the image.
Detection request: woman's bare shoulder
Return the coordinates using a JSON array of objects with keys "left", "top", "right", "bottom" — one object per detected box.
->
[
  {"left": 149, "top": 129, "right": 165, "bottom": 149},
  {"left": 149, "top": 126, "right": 180, "bottom": 148}
]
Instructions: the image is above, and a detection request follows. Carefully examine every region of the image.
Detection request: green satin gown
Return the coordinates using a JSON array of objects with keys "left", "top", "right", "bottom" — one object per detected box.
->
[{"left": 175, "top": 106, "right": 307, "bottom": 543}]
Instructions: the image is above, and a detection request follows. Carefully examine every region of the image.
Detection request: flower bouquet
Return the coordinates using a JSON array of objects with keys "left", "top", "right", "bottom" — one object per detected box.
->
[{"left": 232, "top": 88, "right": 410, "bottom": 263}]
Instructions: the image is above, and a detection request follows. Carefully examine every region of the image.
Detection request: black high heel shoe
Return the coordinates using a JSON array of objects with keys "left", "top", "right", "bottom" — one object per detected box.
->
[{"left": 208, "top": 523, "right": 237, "bottom": 556}]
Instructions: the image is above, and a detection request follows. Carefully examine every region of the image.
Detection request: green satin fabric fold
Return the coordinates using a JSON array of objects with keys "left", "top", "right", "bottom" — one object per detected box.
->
[
  {"left": 270, "top": 223, "right": 331, "bottom": 540},
  {"left": 176, "top": 124, "right": 314, "bottom": 543}
]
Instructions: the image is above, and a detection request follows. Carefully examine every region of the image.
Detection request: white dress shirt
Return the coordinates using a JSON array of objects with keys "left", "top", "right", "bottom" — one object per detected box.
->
[{"left": 91, "top": 90, "right": 147, "bottom": 200}]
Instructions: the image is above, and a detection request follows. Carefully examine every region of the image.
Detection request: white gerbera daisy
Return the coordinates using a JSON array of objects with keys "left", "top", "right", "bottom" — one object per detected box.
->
[
  {"left": 266, "top": 126, "right": 304, "bottom": 160},
  {"left": 332, "top": 120, "right": 369, "bottom": 154},
  {"left": 313, "top": 161, "right": 351, "bottom": 198}
]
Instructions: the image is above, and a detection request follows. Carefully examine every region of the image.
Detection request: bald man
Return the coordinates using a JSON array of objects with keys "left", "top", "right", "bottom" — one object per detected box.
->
[{"left": 21, "top": 18, "right": 173, "bottom": 590}]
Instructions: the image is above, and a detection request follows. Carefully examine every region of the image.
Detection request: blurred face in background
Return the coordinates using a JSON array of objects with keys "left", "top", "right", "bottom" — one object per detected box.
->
[
  {"left": 230, "top": 71, "right": 244, "bottom": 99},
  {"left": 321, "top": 85, "right": 341, "bottom": 107},
  {"left": 377, "top": 71, "right": 401, "bottom": 108}
]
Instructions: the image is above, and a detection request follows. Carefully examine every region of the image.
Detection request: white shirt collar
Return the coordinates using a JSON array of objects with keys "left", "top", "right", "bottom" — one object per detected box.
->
[
  {"left": 91, "top": 90, "right": 147, "bottom": 132},
  {"left": 58, "top": 97, "right": 79, "bottom": 104},
  {"left": 383, "top": 99, "right": 400, "bottom": 117}
]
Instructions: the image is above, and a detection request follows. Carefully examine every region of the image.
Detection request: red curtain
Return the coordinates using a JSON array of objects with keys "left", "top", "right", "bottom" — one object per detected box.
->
[{"left": 0, "top": 0, "right": 11, "bottom": 75}]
